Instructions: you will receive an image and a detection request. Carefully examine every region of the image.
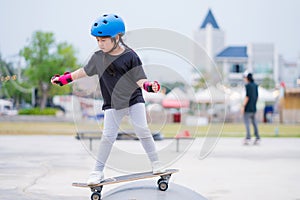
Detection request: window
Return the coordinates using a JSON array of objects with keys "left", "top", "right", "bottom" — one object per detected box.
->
[
  {"left": 253, "top": 62, "right": 273, "bottom": 74},
  {"left": 230, "top": 64, "right": 244, "bottom": 73}
]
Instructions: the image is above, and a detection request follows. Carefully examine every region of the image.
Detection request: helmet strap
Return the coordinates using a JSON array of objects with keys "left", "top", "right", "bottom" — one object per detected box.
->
[{"left": 106, "top": 36, "right": 120, "bottom": 54}]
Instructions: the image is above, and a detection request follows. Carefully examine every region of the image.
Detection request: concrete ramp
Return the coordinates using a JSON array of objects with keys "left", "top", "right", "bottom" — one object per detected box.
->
[{"left": 102, "top": 180, "right": 207, "bottom": 200}]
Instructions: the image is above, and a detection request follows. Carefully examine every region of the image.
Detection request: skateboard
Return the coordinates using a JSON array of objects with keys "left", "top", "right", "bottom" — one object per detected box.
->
[{"left": 72, "top": 169, "right": 178, "bottom": 200}]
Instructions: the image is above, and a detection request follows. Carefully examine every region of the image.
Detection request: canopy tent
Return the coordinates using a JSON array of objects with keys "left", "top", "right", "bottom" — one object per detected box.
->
[
  {"left": 230, "top": 86, "right": 277, "bottom": 102},
  {"left": 257, "top": 87, "right": 277, "bottom": 102},
  {"left": 162, "top": 88, "right": 190, "bottom": 108},
  {"left": 195, "top": 86, "right": 227, "bottom": 103}
]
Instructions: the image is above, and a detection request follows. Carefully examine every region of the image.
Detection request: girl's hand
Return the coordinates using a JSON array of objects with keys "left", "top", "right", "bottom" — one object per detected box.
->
[
  {"left": 51, "top": 72, "right": 73, "bottom": 86},
  {"left": 151, "top": 81, "right": 160, "bottom": 93},
  {"left": 143, "top": 81, "right": 160, "bottom": 93},
  {"left": 51, "top": 74, "right": 60, "bottom": 85}
]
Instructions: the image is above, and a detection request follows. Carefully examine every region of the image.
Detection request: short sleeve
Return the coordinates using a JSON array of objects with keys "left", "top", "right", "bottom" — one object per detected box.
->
[
  {"left": 83, "top": 53, "right": 98, "bottom": 76},
  {"left": 129, "top": 52, "right": 147, "bottom": 82},
  {"left": 245, "top": 85, "right": 250, "bottom": 97}
]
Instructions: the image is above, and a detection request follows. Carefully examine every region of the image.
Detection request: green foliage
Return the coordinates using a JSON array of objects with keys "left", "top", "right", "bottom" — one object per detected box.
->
[
  {"left": 1, "top": 80, "right": 32, "bottom": 103},
  {"left": 261, "top": 77, "right": 275, "bottom": 89},
  {"left": 0, "top": 54, "right": 31, "bottom": 103},
  {"left": 18, "top": 108, "right": 58, "bottom": 115},
  {"left": 19, "top": 31, "right": 78, "bottom": 109},
  {"left": 193, "top": 76, "right": 207, "bottom": 90},
  {"left": 162, "top": 82, "right": 185, "bottom": 93}
]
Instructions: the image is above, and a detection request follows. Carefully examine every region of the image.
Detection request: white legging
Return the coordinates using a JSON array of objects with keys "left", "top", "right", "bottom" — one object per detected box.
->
[{"left": 94, "top": 103, "right": 159, "bottom": 171}]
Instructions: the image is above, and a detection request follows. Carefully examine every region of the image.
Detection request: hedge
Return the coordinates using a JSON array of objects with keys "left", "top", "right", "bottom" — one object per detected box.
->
[{"left": 18, "top": 108, "right": 58, "bottom": 115}]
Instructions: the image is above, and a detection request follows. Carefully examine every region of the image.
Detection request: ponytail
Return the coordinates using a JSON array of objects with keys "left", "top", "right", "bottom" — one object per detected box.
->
[{"left": 119, "top": 36, "right": 130, "bottom": 49}]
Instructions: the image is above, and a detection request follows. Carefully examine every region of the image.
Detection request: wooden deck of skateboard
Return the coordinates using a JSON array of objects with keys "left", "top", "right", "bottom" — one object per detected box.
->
[{"left": 72, "top": 169, "right": 178, "bottom": 188}]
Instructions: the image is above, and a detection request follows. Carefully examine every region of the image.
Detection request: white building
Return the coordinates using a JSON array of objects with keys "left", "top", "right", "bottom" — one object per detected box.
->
[
  {"left": 216, "top": 43, "right": 279, "bottom": 86},
  {"left": 193, "top": 9, "right": 225, "bottom": 74},
  {"left": 194, "top": 9, "right": 280, "bottom": 87},
  {"left": 278, "top": 56, "right": 300, "bottom": 88}
]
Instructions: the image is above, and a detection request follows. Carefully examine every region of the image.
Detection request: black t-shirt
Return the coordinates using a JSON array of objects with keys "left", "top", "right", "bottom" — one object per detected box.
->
[
  {"left": 84, "top": 48, "right": 147, "bottom": 110},
  {"left": 245, "top": 82, "right": 258, "bottom": 113}
]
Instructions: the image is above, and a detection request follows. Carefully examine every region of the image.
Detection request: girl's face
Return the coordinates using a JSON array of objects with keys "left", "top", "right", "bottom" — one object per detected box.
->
[{"left": 96, "top": 37, "right": 114, "bottom": 53}]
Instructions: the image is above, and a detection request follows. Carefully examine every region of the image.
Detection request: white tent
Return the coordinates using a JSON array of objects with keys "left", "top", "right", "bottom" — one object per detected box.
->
[
  {"left": 162, "top": 88, "right": 190, "bottom": 108},
  {"left": 257, "top": 87, "right": 277, "bottom": 102},
  {"left": 195, "top": 86, "right": 227, "bottom": 103},
  {"left": 223, "top": 86, "right": 277, "bottom": 102},
  {"left": 233, "top": 86, "right": 277, "bottom": 102}
]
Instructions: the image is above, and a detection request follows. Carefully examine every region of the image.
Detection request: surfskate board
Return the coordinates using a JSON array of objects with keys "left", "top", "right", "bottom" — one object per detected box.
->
[{"left": 72, "top": 169, "right": 179, "bottom": 200}]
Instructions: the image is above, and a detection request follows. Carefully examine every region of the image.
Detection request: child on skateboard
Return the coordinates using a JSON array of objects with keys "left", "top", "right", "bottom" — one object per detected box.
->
[{"left": 51, "top": 13, "right": 165, "bottom": 185}]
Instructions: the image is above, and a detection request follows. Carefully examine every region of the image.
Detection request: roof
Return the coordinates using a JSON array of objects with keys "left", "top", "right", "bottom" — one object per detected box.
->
[
  {"left": 216, "top": 46, "right": 248, "bottom": 58},
  {"left": 200, "top": 9, "right": 220, "bottom": 29}
]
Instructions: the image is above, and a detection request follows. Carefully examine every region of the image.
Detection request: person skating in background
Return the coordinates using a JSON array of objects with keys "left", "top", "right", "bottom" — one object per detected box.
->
[{"left": 51, "top": 13, "right": 165, "bottom": 185}]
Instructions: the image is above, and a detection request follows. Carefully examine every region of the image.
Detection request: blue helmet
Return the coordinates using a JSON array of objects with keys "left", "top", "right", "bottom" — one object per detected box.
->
[{"left": 91, "top": 14, "right": 125, "bottom": 37}]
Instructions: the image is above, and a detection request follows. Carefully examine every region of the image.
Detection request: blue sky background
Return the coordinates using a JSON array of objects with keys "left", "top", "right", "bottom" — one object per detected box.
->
[{"left": 1, "top": 0, "right": 299, "bottom": 63}]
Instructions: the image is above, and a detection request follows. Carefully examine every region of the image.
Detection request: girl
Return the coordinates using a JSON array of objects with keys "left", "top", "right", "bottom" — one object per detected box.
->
[{"left": 51, "top": 13, "right": 165, "bottom": 185}]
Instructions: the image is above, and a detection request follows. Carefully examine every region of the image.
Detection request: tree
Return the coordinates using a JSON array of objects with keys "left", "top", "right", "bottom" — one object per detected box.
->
[
  {"left": 0, "top": 53, "right": 14, "bottom": 99},
  {"left": 20, "top": 31, "right": 78, "bottom": 109},
  {"left": 0, "top": 54, "right": 31, "bottom": 107},
  {"left": 261, "top": 77, "right": 275, "bottom": 89}
]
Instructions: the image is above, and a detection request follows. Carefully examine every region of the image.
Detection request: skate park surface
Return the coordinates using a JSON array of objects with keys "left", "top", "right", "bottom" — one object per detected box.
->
[{"left": 1, "top": 135, "right": 300, "bottom": 200}]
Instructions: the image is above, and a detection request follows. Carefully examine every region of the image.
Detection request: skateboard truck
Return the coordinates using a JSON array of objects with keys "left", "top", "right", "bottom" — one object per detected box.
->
[
  {"left": 157, "top": 173, "right": 172, "bottom": 191},
  {"left": 90, "top": 186, "right": 103, "bottom": 200}
]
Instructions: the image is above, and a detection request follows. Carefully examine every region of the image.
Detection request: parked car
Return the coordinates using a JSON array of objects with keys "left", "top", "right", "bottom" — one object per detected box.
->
[{"left": 0, "top": 99, "right": 18, "bottom": 116}]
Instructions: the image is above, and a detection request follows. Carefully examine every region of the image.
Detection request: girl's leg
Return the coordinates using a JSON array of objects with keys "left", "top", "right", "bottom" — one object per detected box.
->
[
  {"left": 94, "top": 108, "right": 126, "bottom": 172},
  {"left": 129, "top": 103, "right": 158, "bottom": 162},
  {"left": 87, "top": 108, "right": 126, "bottom": 185},
  {"left": 129, "top": 103, "right": 165, "bottom": 174}
]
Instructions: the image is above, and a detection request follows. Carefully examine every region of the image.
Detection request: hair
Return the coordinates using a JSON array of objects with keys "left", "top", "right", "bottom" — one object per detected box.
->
[
  {"left": 247, "top": 73, "right": 254, "bottom": 82},
  {"left": 119, "top": 36, "right": 129, "bottom": 49}
]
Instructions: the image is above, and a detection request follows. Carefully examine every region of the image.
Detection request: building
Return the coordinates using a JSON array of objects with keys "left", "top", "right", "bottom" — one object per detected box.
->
[
  {"left": 278, "top": 56, "right": 300, "bottom": 88},
  {"left": 193, "top": 9, "right": 300, "bottom": 123},
  {"left": 193, "top": 9, "right": 225, "bottom": 74},
  {"left": 194, "top": 9, "right": 280, "bottom": 87},
  {"left": 216, "top": 43, "right": 279, "bottom": 86}
]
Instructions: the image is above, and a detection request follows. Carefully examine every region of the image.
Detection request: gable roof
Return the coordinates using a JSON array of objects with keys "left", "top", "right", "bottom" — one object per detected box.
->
[
  {"left": 216, "top": 46, "right": 248, "bottom": 58},
  {"left": 200, "top": 9, "right": 220, "bottom": 29}
]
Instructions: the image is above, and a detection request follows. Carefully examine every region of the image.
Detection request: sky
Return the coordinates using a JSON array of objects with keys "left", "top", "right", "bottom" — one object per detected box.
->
[{"left": 0, "top": 0, "right": 300, "bottom": 64}]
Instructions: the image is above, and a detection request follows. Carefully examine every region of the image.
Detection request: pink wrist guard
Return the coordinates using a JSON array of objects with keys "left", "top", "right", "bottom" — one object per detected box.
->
[{"left": 53, "top": 72, "right": 73, "bottom": 86}]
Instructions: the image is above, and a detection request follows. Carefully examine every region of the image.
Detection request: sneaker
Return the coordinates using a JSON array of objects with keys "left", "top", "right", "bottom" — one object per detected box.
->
[
  {"left": 243, "top": 139, "right": 251, "bottom": 145},
  {"left": 87, "top": 171, "right": 104, "bottom": 186},
  {"left": 253, "top": 139, "right": 261, "bottom": 145},
  {"left": 152, "top": 161, "right": 166, "bottom": 174}
]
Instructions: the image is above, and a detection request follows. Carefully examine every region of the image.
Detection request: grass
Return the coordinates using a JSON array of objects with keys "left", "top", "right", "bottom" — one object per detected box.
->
[
  {"left": 148, "top": 123, "right": 300, "bottom": 138},
  {"left": 0, "top": 121, "right": 299, "bottom": 137}
]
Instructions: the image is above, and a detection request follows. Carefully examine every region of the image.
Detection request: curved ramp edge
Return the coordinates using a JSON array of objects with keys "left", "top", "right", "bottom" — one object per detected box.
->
[{"left": 102, "top": 180, "right": 207, "bottom": 200}]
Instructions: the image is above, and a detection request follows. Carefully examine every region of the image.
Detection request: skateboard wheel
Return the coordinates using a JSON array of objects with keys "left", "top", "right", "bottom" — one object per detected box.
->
[
  {"left": 157, "top": 178, "right": 164, "bottom": 185},
  {"left": 158, "top": 181, "right": 168, "bottom": 191},
  {"left": 91, "top": 192, "right": 101, "bottom": 200}
]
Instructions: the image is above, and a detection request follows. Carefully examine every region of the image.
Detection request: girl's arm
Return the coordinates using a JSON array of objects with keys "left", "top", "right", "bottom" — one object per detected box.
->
[
  {"left": 51, "top": 68, "right": 87, "bottom": 86},
  {"left": 71, "top": 68, "right": 88, "bottom": 80}
]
